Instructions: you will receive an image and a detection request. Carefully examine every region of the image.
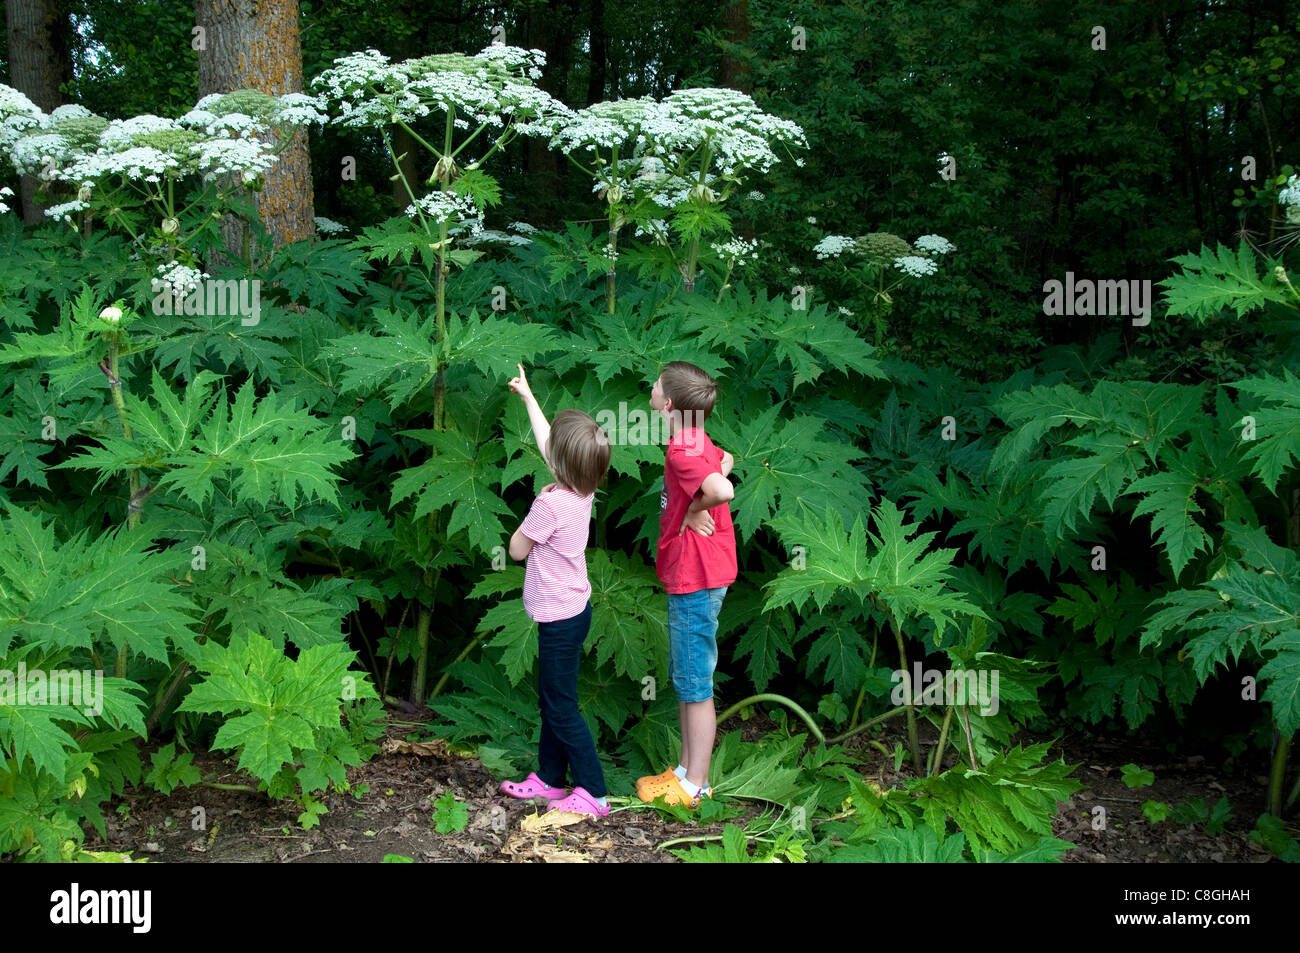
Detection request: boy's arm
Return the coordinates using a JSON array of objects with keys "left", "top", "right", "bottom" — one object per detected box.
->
[
  {"left": 679, "top": 472, "right": 734, "bottom": 536},
  {"left": 688, "top": 472, "right": 734, "bottom": 512},
  {"left": 508, "top": 363, "right": 552, "bottom": 468},
  {"left": 719, "top": 450, "right": 734, "bottom": 478}
]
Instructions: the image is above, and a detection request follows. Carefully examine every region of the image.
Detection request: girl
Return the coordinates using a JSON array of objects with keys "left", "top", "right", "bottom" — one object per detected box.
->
[{"left": 498, "top": 363, "right": 612, "bottom": 816}]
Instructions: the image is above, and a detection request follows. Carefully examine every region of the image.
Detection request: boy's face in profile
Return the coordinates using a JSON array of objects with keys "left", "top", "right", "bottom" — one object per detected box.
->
[{"left": 650, "top": 376, "right": 669, "bottom": 418}]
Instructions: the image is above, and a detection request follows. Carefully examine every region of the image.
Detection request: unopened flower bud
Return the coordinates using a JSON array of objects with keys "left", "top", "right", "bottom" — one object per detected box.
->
[
  {"left": 161, "top": 217, "right": 179, "bottom": 236},
  {"left": 1275, "top": 266, "right": 1289, "bottom": 284},
  {"left": 77, "top": 184, "right": 92, "bottom": 204},
  {"left": 607, "top": 184, "right": 623, "bottom": 204},
  {"left": 100, "top": 306, "right": 122, "bottom": 324}
]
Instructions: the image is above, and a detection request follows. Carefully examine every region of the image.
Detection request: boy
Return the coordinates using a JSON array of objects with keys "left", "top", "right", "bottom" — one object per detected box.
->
[{"left": 636, "top": 361, "right": 737, "bottom": 808}]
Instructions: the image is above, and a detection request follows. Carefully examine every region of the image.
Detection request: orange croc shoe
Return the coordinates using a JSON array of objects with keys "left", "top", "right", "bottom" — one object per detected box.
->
[
  {"left": 635, "top": 768, "right": 678, "bottom": 801},
  {"left": 649, "top": 777, "right": 711, "bottom": 808}
]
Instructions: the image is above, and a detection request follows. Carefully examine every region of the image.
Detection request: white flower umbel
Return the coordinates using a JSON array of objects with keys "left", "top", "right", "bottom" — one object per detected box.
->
[
  {"left": 99, "top": 115, "right": 183, "bottom": 148},
  {"left": 62, "top": 145, "right": 181, "bottom": 184},
  {"left": 404, "top": 190, "right": 484, "bottom": 235},
  {"left": 313, "top": 45, "right": 570, "bottom": 134},
  {"left": 192, "top": 137, "right": 278, "bottom": 181},
  {"left": 711, "top": 237, "right": 759, "bottom": 267},
  {"left": 893, "top": 255, "right": 939, "bottom": 278},
  {"left": 0, "top": 185, "right": 13, "bottom": 215},
  {"left": 813, "top": 235, "right": 855, "bottom": 259},
  {"left": 44, "top": 198, "right": 91, "bottom": 223},
  {"left": 8, "top": 132, "right": 71, "bottom": 175},
  {"left": 913, "top": 234, "right": 955, "bottom": 256},
  {"left": 152, "top": 260, "right": 209, "bottom": 304},
  {"left": 0, "top": 83, "right": 44, "bottom": 150},
  {"left": 1280, "top": 174, "right": 1300, "bottom": 207},
  {"left": 634, "top": 218, "right": 669, "bottom": 244},
  {"left": 508, "top": 220, "right": 538, "bottom": 234},
  {"left": 463, "top": 228, "right": 531, "bottom": 247},
  {"left": 314, "top": 216, "right": 349, "bottom": 235}
]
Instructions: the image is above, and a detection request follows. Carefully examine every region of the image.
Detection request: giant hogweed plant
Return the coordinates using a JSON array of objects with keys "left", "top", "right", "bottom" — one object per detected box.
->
[
  {"left": 311, "top": 44, "right": 573, "bottom": 702},
  {"left": 546, "top": 89, "right": 806, "bottom": 310}
]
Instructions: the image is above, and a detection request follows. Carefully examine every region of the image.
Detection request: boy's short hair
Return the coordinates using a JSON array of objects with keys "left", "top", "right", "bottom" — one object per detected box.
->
[
  {"left": 659, "top": 361, "right": 717, "bottom": 422},
  {"left": 549, "top": 409, "right": 611, "bottom": 495}
]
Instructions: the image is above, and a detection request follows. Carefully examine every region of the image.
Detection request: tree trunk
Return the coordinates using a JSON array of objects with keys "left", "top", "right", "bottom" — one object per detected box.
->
[
  {"left": 585, "top": 0, "right": 607, "bottom": 105},
  {"left": 520, "top": 0, "right": 574, "bottom": 227},
  {"left": 194, "top": 0, "right": 315, "bottom": 256},
  {"left": 5, "top": 0, "right": 73, "bottom": 223},
  {"left": 718, "top": 0, "right": 751, "bottom": 92}
]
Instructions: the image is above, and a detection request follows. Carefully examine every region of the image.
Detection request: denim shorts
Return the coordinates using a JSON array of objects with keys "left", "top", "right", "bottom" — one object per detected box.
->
[{"left": 667, "top": 587, "right": 727, "bottom": 703}]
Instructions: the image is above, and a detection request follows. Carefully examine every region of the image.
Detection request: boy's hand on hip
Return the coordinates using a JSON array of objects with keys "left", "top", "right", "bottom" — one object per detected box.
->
[{"left": 680, "top": 507, "right": 715, "bottom": 537}]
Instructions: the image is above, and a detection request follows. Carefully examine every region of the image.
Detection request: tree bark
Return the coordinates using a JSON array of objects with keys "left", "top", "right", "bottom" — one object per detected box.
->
[
  {"left": 194, "top": 0, "right": 315, "bottom": 255},
  {"left": 5, "top": 0, "right": 73, "bottom": 223},
  {"left": 718, "top": 0, "right": 751, "bottom": 92}
]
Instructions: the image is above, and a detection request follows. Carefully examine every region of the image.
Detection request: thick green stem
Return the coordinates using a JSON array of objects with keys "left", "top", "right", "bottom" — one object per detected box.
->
[
  {"left": 430, "top": 628, "right": 487, "bottom": 700},
  {"left": 715, "top": 693, "right": 824, "bottom": 745},
  {"left": 106, "top": 333, "right": 140, "bottom": 680},
  {"left": 827, "top": 706, "right": 907, "bottom": 746},
  {"left": 1268, "top": 732, "right": 1291, "bottom": 817},
  {"left": 891, "top": 615, "right": 922, "bottom": 774},
  {"left": 929, "top": 705, "right": 954, "bottom": 776},
  {"left": 1285, "top": 759, "right": 1300, "bottom": 812},
  {"left": 410, "top": 587, "right": 433, "bottom": 706},
  {"left": 848, "top": 630, "right": 879, "bottom": 730}
]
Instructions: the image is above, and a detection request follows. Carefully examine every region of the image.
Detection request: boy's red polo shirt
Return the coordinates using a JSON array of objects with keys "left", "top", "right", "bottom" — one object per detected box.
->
[{"left": 656, "top": 427, "right": 738, "bottom": 594}]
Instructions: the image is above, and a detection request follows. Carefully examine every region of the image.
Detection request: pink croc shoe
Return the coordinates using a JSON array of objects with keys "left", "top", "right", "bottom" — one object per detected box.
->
[
  {"left": 500, "top": 772, "right": 568, "bottom": 800},
  {"left": 547, "top": 786, "right": 610, "bottom": 817}
]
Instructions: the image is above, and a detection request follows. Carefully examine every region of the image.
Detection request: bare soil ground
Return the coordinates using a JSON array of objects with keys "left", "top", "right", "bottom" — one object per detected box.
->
[{"left": 81, "top": 714, "right": 1281, "bottom": 863}]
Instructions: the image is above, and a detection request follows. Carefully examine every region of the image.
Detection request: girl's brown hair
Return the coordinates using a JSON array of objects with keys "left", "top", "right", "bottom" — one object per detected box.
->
[{"left": 549, "top": 409, "right": 611, "bottom": 495}]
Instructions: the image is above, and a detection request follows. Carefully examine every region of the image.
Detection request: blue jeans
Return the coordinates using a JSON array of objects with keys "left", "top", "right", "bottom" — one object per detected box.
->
[
  {"left": 667, "top": 587, "right": 727, "bottom": 703},
  {"left": 536, "top": 601, "right": 606, "bottom": 797}
]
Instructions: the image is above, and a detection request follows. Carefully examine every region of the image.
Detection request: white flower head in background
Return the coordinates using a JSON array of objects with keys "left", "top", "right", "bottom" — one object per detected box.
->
[
  {"left": 893, "top": 255, "right": 939, "bottom": 278},
  {"left": 813, "top": 234, "right": 854, "bottom": 259},
  {"left": 314, "top": 216, "right": 349, "bottom": 236},
  {"left": 913, "top": 234, "right": 955, "bottom": 256}
]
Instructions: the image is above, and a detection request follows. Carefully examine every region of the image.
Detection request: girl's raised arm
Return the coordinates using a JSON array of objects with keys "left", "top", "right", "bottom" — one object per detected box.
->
[{"left": 508, "top": 363, "right": 552, "bottom": 468}]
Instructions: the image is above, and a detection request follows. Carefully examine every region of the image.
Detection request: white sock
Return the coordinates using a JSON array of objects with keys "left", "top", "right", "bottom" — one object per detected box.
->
[
  {"left": 681, "top": 778, "right": 701, "bottom": 798},
  {"left": 673, "top": 764, "right": 687, "bottom": 779},
  {"left": 594, "top": 796, "right": 608, "bottom": 808}
]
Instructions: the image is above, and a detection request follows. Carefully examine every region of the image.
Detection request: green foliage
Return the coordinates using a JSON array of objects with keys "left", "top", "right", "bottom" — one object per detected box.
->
[
  {"left": 1171, "top": 796, "right": 1232, "bottom": 834},
  {"left": 1159, "top": 243, "right": 1292, "bottom": 320},
  {"left": 431, "top": 789, "right": 470, "bottom": 834},
  {"left": 1143, "top": 800, "right": 1173, "bottom": 824},
  {"left": 177, "top": 633, "right": 379, "bottom": 822},
  {"left": 143, "top": 743, "right": 200, "bottom": 796},
  {"left": 1120, "top": 763, "right": 1155, "bottom": 788}
]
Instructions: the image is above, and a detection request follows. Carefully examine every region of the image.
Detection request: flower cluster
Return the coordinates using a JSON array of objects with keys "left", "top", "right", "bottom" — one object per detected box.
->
[
  {"left": 0, "top": 87, "right": 322, "bottom": 191},
  {"left": 551, "top": 88, "right": 806, "bottom": 183},
  {"left": 1281, "top": 174, "right": 1300, "bottom": 225},
  {"left": 0, "top": 84, "right": 42, "bottom": 151},
  {"left": 314, "top": 216, "right": 349, "bottom": 236},
  {"left": 0, "top": 185, "right": 13, "bottom": 215},
  {"left": 711, "top": 237, "right": 759, "bottom": 267},
  {"left": 403, "top": 189, "right": 484, "bottom": 235},
  {"left": 893, "top": 255, "right": 939, "bottom": 278},
  {"left": 152, "top": 260, "right": 209, "bottom": 303},
  {"left": 813, "top": 235, "right": 855, "bottom": 259},
  {"left": 913, "top": 234, "right": 955, "bottom": 256},
  {"left": 312, "top": 46, "right": 570, "bottom": 136}
]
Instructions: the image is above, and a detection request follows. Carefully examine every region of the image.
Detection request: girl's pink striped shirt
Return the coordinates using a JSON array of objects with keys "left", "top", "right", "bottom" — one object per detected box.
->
[{"left": 520, "top": 486, "right": 594, "bottom": 622}]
